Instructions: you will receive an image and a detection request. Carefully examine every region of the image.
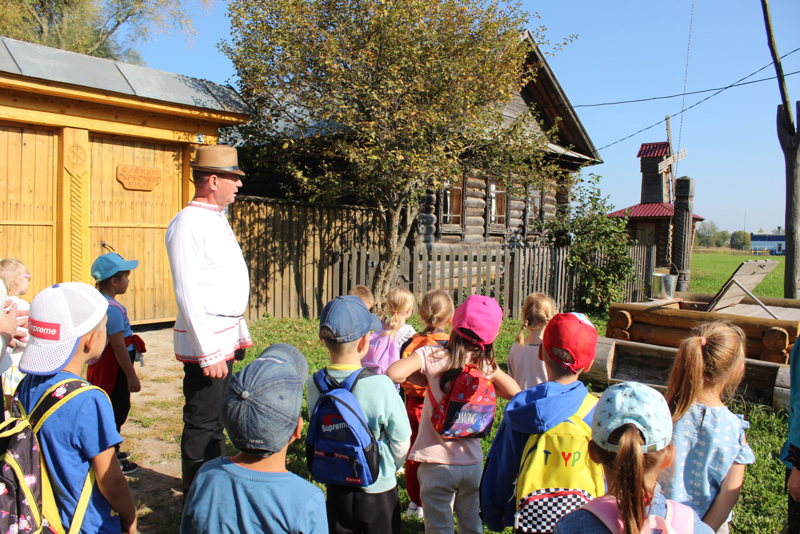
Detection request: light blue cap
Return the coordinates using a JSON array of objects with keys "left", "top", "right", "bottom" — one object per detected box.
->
[
  {"left": 91, "top": 253, "right": 138, "bottom": 282},
  {"left": 592, "top": 382, "right": 673, "bottom": 453}
]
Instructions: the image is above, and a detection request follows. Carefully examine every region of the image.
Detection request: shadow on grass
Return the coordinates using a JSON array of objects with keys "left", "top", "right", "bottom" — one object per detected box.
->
[{"left": 130, "top": 467, "right": 183, "bottom": 534}]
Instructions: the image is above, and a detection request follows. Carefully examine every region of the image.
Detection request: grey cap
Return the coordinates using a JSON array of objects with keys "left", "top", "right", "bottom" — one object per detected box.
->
[{"left": 222, "top": 344, "right": 309, "bottom": 456}]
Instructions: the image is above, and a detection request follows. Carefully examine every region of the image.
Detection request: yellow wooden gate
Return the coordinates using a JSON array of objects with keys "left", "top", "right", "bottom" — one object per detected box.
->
[
  {"left": 89, "top": 136, "right": 183, "bottom": 323},
  {"left": 0, "top": 123, "right": 57, "bottom": 297}
]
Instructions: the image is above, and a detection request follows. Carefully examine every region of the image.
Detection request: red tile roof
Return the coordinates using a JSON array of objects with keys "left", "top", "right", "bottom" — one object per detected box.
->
[
  {"left": 637, "top": 142, "right": 670, "bottom": 158},
  {"left": 607, "top": 202, "right": 704, "bottom": 220}
]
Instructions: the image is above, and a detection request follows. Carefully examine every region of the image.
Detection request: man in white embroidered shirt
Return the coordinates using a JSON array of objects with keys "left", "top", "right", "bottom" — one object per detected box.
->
[{"left": 165, "top": 145, "right": 254, "bottom": 495}]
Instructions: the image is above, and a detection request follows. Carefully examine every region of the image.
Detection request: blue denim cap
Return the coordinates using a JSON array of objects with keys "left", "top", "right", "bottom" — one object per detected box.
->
[
  {"left": 592, "top": 381, "right": 673, "bottom": 454},
  {"left": 222, "top": 344, "right": 309, "bottom": 456},
  {"left": 320, "top": 295, "right": 382, "bottom": 343},
  {"left": 91, "top": 253, "right": 138, "bottom": 282}
]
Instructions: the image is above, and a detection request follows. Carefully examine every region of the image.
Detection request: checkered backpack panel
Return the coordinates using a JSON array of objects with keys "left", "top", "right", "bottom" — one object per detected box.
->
[{"left": 514, "top": 487, "right": 593, "bottom": 533}]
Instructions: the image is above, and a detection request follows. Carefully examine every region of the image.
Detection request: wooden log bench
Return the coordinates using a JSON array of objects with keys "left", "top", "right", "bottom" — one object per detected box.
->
[{"left": 584, "top": 337, "right": 791, "bottom": 410}]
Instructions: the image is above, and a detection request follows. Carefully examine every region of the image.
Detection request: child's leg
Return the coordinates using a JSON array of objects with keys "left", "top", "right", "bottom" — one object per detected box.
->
[
  {"left": 418, "top": 463, "right": 459, "bottom": 534},
  {"left": 405, "top": 395, "right": 424, "bottom": 506},
  {"left": 789, "top": 468, "right": 800, "bottom": 534},
  {"left": 451, "top": 463, "right": 483, "bottom": 534},
  {"left": 108, "top": 351, "right": 135, "bottom": 448},
  {"left": 326, "top": 485, "right": 401, "bottom": 534}
]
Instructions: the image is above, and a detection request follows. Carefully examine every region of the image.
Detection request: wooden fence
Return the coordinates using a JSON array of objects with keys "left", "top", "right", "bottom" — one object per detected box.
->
[
  {"left": 339, "top": 244, "right": 656, "bottom": 319},
  {"left": 229, "top": 196, "right": 656, "bottom": 320}
]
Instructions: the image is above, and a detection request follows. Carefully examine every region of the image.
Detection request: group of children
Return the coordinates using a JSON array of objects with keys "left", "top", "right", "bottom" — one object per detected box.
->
[
  {"left": 186, "top": 284, "right": 757, "bottom": 534},
  {"left": 0, "top": 253, "right": 759, "bottom": 534}
]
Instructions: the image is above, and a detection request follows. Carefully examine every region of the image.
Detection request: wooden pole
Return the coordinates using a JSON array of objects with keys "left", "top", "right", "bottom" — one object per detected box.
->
[{"left": 760, "top": 0, "right": 800, "bottom": 299}]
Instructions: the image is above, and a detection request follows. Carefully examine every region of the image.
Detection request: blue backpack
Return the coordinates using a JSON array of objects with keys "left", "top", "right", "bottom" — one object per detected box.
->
[{"left": 306, "top": 368, "right": 381, "bottom": 487}]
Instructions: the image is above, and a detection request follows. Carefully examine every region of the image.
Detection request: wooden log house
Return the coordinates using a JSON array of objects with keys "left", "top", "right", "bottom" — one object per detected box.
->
[
  {"left": 413, "top": 35, "right": 602, "bottom": 248},
  {"left": 0, "top": 37, "right": 250, "bottom": 323}
]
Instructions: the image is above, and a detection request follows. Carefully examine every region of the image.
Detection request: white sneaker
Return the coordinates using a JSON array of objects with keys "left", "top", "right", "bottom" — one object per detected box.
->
[{"left": 406, "top": 502, "right": 424, "bottom": 519}]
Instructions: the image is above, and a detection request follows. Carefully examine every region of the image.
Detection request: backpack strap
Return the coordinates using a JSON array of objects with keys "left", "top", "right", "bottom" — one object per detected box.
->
[
  {"left": 580, "top": 495, "right": 624, "bottom": 534},
  {"left": 663, "top": 499, "right": 695, "bottom": 532},
  {"left": 26, "top": 379, "right": 108, "bottom": 534},
  {"left": 574, "top": 392, "right": 598, "bottom": 421},
  {"left": 402, "top": 332, "right": 449, "bottom": 358},
  {"left": 314, "top": 368, "right": 376, "bottom": 394}
]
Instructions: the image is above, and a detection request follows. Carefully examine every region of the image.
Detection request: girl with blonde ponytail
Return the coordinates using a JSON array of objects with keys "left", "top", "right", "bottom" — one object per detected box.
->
[
  {"left": 361, "top": 287, "right": 416, "bottom": 375},
  {"left": 554, "top": 382, "right": 713, "bottom": 534},
  {"left": 660, "top": 322, "right": 755, "bottom": 533},
  {"left": 507, "top": 293, "right": 556, "bottom": 389}
]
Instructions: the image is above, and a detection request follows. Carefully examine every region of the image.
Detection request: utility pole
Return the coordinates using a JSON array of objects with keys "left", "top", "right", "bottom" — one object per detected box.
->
[{"left": 761, "top": 0, "right": 800, "bottom": 298}]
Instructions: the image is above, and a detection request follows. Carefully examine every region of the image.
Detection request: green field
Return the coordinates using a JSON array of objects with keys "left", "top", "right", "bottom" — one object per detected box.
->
[
  {"left": 239, "top": 307, "right": 786, "bottom": 533},
  {"left": 690, "top": 252, "right": 785, "bottom": 298}
]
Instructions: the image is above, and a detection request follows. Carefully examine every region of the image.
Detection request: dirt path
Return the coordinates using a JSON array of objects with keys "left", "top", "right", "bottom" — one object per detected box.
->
[{"left": 122, "top": 325, "right": 185, "bottom": 533}]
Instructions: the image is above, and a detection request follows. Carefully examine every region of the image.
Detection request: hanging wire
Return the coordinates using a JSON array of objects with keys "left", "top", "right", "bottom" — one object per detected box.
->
[{"left": 675, "top": 0, "right": 695, "bottom": 177}]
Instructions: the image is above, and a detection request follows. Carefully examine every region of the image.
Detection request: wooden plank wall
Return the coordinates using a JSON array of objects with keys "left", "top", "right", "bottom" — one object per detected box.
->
[
  {"left": 0, "top": 123, "right": 57, "bottom": 297},
  {"left": 229, "top": 197, "right": 384, "bottom": 320}
]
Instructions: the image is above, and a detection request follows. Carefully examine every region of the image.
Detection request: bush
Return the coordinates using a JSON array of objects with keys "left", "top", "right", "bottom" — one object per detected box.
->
[{"left": 537, "top": 174, "right": 635, "bottom": 314}]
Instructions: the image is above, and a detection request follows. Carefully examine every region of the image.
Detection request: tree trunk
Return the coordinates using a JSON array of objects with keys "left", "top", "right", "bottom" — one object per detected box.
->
[
  {"left": 783, "top": 105, "right": 800, "bottom": 298},
  {"left": 370, "top": 200, "right": 419, "bottom": 315},
  {"left": 761, "top": 0, "right": 800, "bottom": 298}
]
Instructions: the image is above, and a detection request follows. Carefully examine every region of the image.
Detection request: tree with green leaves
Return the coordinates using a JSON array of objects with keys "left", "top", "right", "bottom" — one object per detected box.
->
[
  {"left": 730, "top": 230, "right": 751, "bottom": 250},
  {"left": 0, "top": 0, "right": 210, "bottom": 63},
  {"left": 223, "top": 0, "right": 568, "bottom": 310},
  {"left": 537, "top": 174, "right": 634, "bottom": 314}
]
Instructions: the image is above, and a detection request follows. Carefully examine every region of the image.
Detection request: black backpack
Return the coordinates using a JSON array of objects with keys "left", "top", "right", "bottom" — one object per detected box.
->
[{"left": 1, "top": 379, "right": 102, "bottom": 534}]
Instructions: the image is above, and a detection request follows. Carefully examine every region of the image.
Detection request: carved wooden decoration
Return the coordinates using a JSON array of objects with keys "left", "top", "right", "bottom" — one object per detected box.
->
[{"left": 116, "top": 165, "right": 162, "bottom": 191}]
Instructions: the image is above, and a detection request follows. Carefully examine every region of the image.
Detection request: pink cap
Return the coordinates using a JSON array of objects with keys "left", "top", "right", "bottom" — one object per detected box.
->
[
  {"left": 452, "top": 295, "right": 503, "bottom": 349},
  {"left": 543, "top": 312, "right": 598, "bottom": 374}
]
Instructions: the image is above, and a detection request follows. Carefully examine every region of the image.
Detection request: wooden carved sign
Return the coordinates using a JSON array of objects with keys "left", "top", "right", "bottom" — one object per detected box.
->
[{"left": 116, "top": 165, "right": 162, "bottom": 191}]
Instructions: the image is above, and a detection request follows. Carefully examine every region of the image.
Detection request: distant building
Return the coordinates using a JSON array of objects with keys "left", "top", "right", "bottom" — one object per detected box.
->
[{"left": 750, "top": 230, "right": 785, "bottom": 255}]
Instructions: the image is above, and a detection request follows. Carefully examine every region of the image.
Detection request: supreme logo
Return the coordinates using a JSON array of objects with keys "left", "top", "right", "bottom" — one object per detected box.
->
[
  {"left": 345, "top": 477, "right": 362, "bottom": 484},
  {"left": 29, "top": 319, "right": 60, "bottom": 341}
]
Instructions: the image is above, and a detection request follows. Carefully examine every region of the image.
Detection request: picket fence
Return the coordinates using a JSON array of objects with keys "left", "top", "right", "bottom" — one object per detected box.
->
[{"left": 229, "top": 197, "right": 655, "bottom": 320}]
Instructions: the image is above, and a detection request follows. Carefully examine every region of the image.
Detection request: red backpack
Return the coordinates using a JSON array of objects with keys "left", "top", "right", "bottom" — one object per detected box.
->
[{"left": 427, "top": 364, "right": 496, "bottom": 439}]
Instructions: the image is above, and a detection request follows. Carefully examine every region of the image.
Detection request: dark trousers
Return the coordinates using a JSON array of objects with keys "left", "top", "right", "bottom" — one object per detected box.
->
[
  {"left": 326, "top": 485, "right": 401, "bottom": 534},
  {"left": 788, "top": 468, "right": 800, "bottom": 534},
  {"left": 109, "top": 348, "right": 136, "bottom": 452},
  {"left": 181, "top": 359, "right": 234, "bottom": 493}
]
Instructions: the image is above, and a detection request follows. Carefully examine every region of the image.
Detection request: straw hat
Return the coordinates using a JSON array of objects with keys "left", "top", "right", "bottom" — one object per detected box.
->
[{"left": 189, "top": 145, "right": 245, "bottom": 176}]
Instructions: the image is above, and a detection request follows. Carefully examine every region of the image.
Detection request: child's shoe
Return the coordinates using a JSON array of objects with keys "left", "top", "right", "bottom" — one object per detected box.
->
[
  {"left": 120, "top": 458, "right": 140, "bottom": 476},
  {"left": 406, "top": 502, "right": 423, "bottom": 519},
  {"left": 117, "top": 451, "right": 131, "bottom": 460}
]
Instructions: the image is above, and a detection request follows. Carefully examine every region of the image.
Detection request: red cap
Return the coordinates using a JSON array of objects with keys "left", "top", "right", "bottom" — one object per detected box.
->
[
  {"left": 452, "top": 295, "right": 503, "bottom": 350},
  {"left": 543, "top": 313, "right": 598, "bottom": 374}
]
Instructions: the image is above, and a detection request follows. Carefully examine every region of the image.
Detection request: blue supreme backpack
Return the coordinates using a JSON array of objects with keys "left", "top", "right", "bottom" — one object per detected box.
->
[{"left": 306, "top": 368, "right": 381, "bottom": 487}]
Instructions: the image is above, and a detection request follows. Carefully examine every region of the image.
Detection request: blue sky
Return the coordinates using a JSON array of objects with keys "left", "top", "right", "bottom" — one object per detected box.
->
[{"left": 138, "top": 0, "right": 800, "bottom": 234}]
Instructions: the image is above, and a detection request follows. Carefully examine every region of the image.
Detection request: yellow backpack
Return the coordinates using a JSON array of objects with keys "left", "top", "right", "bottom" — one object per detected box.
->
[{"left": 513, "top": 393, "right": 605, "bottom": 534}]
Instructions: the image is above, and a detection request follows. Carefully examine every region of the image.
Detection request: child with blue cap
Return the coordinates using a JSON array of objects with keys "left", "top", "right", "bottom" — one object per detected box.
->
[
  {"left": 87, "top": 252, "right": 143, "bottom": 475},
  {"left": 181, "top": 343, "right": 326, "bottom": 534},
  {"left": 553, "top": 381, "right": 714, "bottom": 534}
]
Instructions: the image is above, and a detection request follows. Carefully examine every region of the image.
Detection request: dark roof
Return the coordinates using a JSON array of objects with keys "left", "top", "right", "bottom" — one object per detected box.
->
[
  {"left": 501, "top": 31, "right": 602, "bottom": 166},
  {"left": 607, "top": 202, "right": 704, "bottom": 220},
  {"left": 0, "top": 37, "right": 249, "bottom": 115},
  {"left": 637, "top": 142, "right": 670, "bottom": 158}
]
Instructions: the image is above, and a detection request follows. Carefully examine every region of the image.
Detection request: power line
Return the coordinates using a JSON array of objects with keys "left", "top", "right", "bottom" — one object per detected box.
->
[
  {"left": 596, "top": 46, "right": 800, "bottom": 151},
  {"left": 571, "top": 68, "right": 800, "bottom": 108},
  {"left": 675, "top": 0, "right": 695, "bottom": 177}
]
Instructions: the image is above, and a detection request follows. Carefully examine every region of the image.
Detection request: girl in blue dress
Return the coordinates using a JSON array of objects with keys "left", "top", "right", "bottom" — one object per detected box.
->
[{"left": 659, "top": 321, "right": 756, "bottom": 533}]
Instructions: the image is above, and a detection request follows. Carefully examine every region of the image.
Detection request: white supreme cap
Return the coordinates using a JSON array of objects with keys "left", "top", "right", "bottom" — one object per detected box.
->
[{"left": 20, "top": 283, "right": 108, "bottom": 375}]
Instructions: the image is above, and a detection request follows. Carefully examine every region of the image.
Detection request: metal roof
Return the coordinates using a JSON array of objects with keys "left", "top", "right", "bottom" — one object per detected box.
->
[
  {"left": 637, "top": 142, "right": 670, "bottom": 158},
  {"left": 0, "top": 37, "right": 249, "bottom": 115},
  {"left": 607, "top": 202, "right": 704, "bottom": 220}
]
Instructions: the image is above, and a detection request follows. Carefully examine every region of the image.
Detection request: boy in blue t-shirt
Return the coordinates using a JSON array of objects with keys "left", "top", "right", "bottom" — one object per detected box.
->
[
  {"left": 181, "top": 344, "right": 327, "bottom": 534},
  {"left": 18, "top": 282, "right": 137, "bottom": 534},
  {"left": 87, "top": 252, "right": 141, "bottom": 475}
]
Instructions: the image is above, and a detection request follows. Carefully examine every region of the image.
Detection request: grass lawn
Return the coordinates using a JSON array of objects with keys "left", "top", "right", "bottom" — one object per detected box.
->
[
  {"left": 690, "top": 252, "right": 785, "bottom": 298},
  {"left": 241, "top": 312, "right": 787, "bottom": 533}
]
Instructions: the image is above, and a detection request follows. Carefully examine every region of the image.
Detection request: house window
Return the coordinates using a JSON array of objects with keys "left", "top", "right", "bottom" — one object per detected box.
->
[
  {"left": 442, "top": 180, "right": 463, "bottom": 226},
  {"left": 488, "top": 180, "right": 507, "bottom": 226},
  {"left": 778, "top": 243, "right": 783, "bottom": 253},
  {"left": 526, "top": 187, "right": 542, "bottom": 228}
]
